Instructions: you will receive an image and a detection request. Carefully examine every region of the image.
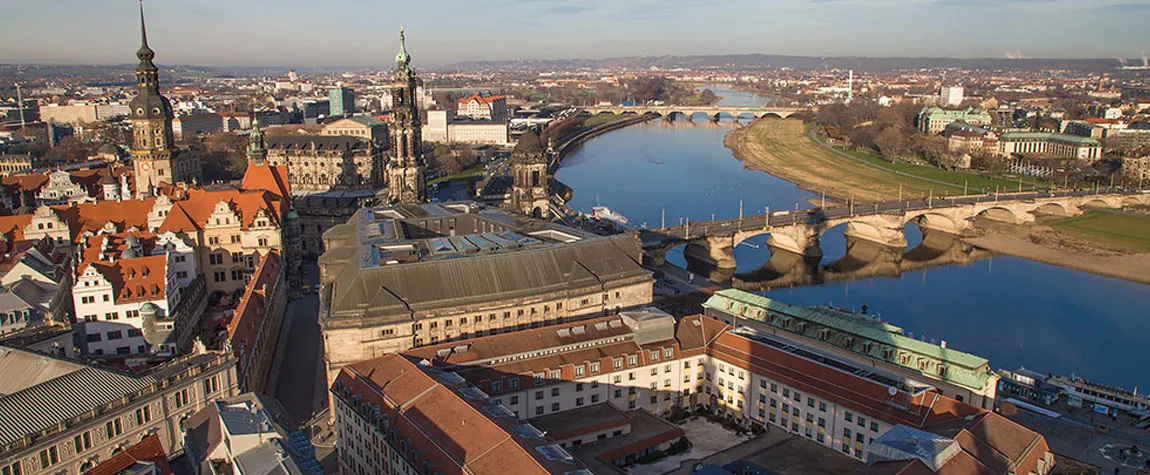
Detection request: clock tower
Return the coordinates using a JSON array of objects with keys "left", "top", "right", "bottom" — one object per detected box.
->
[
  {"left": 129, "top": 1, "right": 200, "bottom": 196},
  {"left": 386, "top": 29, "right": 426, "bottom": 204}
]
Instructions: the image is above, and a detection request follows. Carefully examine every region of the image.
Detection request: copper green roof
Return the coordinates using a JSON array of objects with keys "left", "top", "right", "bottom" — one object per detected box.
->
[{"left": 703, "top": 289, "right": 993, "bottom": 390}]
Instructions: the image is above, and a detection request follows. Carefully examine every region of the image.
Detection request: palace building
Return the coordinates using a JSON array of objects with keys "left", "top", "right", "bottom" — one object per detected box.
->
[
  {"left": 318, "top": 202, "right": 653, "bottom": 407},
  {"left": 331, "top": 307, "right": 1052, "bottom": 474}
]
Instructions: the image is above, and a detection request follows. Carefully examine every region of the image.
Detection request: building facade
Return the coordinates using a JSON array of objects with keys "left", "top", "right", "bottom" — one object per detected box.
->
[
  {"left": 264, "top": 135, "right": 383, "bottom": 194},
  {"left": 917, "top": 107, "right": 992, "bottom": 134},
  {"left": 331, "top": 307, "right": 1051, "bottom": 474},
  {"left": 998, "top": 132, "right": 1101, "bottom": 160},
  {"left": 457, "top": 94, "right": 508, "bottom": 122},
  {"left": 0, "top": 348, "right": 238, "bottom": 475},
  {"left": 318, "top": 203, "right": 653, "bottom": 408},
  {"left": 329, "top": 87, "right": 355, "bottom": 117},
  {"left": 386, "top": 30, "right": 426, "bottom": 204}
]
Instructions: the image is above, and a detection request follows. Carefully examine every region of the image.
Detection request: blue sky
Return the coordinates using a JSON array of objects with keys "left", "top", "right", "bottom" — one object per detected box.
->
[{"left": 0, "top": 0, "right": 1146, "bottom": 67}]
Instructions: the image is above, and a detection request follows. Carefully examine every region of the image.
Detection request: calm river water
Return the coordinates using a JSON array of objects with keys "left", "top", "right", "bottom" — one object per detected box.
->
[{"left": 555, "top": 86, "right": 1150, "bottom": 391}]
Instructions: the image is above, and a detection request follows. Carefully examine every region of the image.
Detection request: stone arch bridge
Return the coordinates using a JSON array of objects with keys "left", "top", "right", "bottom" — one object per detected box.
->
[
  {"left": 640, "top": 191, "right": 1147, "bottom": 269},
  {"left": 585, "top": 105, "right": 805, "bottom": 121}
]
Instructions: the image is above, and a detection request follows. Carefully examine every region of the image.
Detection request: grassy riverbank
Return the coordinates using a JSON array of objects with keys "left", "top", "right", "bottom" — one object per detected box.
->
[
  {"left": 1043, "top": 211, "right": 1150, "bottom": 252},
  {"left": 727, "top": 119, "right": 935, "bottom": 201},
  {"left": 428, "top": 163, "right": 485, "bottom": 185},
  {"left": 727, "top": 118, "right": 1043, "bottom": 202}
]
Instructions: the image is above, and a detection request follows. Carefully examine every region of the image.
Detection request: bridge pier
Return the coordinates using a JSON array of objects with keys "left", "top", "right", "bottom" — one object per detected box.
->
[
  {"left": 764, "top": 226, "right": 823, "bottom": 258},
  {"left": 643, "top": 247, "right": 668, "bottom": 267},
  {"left": 684, "top": 235, "right": 737, "bottom": 269}
]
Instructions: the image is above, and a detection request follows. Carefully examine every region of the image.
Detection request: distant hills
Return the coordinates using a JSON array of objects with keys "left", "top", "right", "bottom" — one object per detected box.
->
[{"left": 443, "top": 54, "right": 1124, "bottom": 72}]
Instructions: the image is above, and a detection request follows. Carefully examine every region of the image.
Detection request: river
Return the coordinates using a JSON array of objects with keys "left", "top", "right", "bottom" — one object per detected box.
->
[{"left": 555, "top": 86, "right": 1150, "bottom": 392}]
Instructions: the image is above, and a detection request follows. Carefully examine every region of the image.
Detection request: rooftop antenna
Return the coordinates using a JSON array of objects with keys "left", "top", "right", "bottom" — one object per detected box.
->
[{"left": 14, "top": 82, "right": 25, "bottom": 131}]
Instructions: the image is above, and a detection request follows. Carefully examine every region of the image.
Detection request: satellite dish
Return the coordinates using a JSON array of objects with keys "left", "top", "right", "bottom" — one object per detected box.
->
[{"left": 888, "top": 386, "right": 898, "bottom": 397}]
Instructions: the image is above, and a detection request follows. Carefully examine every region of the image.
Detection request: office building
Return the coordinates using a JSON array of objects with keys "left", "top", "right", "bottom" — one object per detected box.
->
[
  {"left": 329, "top": 87, "right": 355, "bottom": 117},
  {"left": 917, "top": 107, "right": 992, "bottom": 134},
  {"left": 940, "top": 86, "right": 964, "bottom": 107}
]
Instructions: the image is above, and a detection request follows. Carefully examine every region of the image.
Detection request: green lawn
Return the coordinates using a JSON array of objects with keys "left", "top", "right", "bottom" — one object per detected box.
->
[
  {"left": 827, "top": 144, "right": 1045, "bottom": 194},
  {"left": 428, "top": 163, "right": 485, "bottom": 185},
  {"left": 1045, "top": 211, "right": 1150, "bottom": 252}
]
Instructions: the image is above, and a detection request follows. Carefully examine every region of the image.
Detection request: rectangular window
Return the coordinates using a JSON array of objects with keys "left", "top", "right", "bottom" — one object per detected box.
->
[
  {"left": 664, "top": 347, "right": 674, "bottom": 359},
  {"left": 106, "top": 330, "right": 122, "bottom": 340},
  {"left": 613, "top": 358, "right": 623, "bottom": 370},
  {"left": 627, "top": 355, "right": 638, "bottom": 366},
  {"left": 574, "top": 365, "right": 585, "bottom": 377},
  {"left": 871, "top": 422, "right": 879, "bottom": 432},
  {"left": 590, "top": 362, "right": 601, "bottom": 373},
  {"left": 845, "top": 411, "right": 853, "bottom": 422},
  {"left": 551, "top": 403, "right": 559, "bottom": 412}
]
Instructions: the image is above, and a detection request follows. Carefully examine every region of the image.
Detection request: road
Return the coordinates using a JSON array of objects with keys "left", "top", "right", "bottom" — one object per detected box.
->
[{"left": 267, "top": 263, "right": 326, "bottom": 426}]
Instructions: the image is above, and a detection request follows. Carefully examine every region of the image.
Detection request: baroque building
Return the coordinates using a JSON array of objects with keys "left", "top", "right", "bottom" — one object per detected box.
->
[
  {"left": 386, "top": 30, "right": 427, "bottom": 204},
  {"left": 128, "top": 4, "right": 201, "bottom": 193},
  {"left": 506, "top": 129, "right": 551, "bottom": 218}
]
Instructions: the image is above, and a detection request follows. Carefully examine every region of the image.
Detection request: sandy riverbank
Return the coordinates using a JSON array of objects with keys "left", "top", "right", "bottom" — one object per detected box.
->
[{"left": 962, "top": 224, "right": 1150, "bottom": 284}]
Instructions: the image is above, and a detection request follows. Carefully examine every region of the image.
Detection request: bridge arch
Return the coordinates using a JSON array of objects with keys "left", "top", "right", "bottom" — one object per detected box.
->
[
  {"left": 976, "top": 206, "right": 1021, "bottom": 224},
  {"left": 1081, "top": 198, "right": 1112, "bottom": 209},
  {"left": 1121, "top": 195, "right": 1146, "bottom": 207},
  {"left": 1032, "top": 202, "right": 1073, "bottom": 217},
  {"left": 758, "top": 112, "right": 786, "bottom": 119}
]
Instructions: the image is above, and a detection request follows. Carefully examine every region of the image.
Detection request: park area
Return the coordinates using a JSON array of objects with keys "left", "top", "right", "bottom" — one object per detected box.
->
[
  {"left": 728, "top": 118, "right": 1041, "bottom": 202},
  {"left": 1044, "top": 211, "right": 1150, "bottom": 252}
]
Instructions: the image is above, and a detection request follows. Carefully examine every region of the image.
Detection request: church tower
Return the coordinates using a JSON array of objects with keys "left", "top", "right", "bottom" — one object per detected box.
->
[
  {"left": 508, "top": 129, "right": 550, "bottom": 218},
  {"left": 129, "top": 2, "right": 200, "bottom": 196},
  {"left": 247, "top": 117, "right": 267, "bottom": 165},
  {"left": 386, "top": 29, "right": 426, "bottom": 204}
]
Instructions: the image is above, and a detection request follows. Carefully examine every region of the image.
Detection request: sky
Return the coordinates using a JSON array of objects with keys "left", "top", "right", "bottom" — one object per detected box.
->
[{"left": 0, "top": 0, "right": 1147, "bottom": 68}]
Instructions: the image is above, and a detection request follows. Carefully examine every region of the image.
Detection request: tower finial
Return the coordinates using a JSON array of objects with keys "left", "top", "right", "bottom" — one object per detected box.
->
[
  {"left": 137, "top": 0, "right": 155, "bottom": 62},
  {"left": 395, "top": 27, "right": 411, "bottom": 66}
]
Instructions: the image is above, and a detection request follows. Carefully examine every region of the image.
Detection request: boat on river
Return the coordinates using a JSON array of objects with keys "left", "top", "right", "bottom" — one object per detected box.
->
[{"left": 591, "top": 206, "right": 630, "bottom": 227}]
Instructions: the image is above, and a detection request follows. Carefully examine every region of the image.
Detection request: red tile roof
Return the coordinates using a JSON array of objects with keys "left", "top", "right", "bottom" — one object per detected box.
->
[
  {"left": 1, "top": 173, "right": 48, "bottom": 194},
  {"left": 241, "top": 164, "right": 291, "bottom": 200},
  {"left": 336, "top": 355, "right": 561, "bottom": 475},
  {"left": 228, "top": 251, "right": 282, "bottom": 365},
  {"left": 0, "top": 213, "right": 32, "bottom": 242},
  {"left": 458, "top": 94, "right": 506, "bottom": 106},
  {"left": 83, "top": 433, "right": 172, "bottom": 475},
  {"left": 77, "top": 254, "right": 167, "bottom": 305},
  {"left": 79, "top": 232, "right": 158, "bottom": 263},
  {"left": 52, "top": 198, "right": 157, "bottom": 242},
  {"left": 158, "top": 189, "right": 282, "bottom": 233}
]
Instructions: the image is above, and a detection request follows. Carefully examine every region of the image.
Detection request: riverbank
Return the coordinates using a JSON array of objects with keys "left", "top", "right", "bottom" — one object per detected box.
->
[
  {"left": 962, "top": 220, "right": 1150, "bottom": 285},
  {"left": 726, "top": 119, "right": 936, "bottom": 202}
]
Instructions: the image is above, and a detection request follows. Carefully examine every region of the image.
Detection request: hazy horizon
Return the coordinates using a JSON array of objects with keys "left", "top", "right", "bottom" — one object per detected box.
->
[{"left": 0, "top": 0, "right": 1147, "bottom": 68}]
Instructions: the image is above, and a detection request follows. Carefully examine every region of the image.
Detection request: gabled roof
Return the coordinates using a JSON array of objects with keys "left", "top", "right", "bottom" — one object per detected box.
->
[
  {"left": 85, "top": 433, "right": 173, "bottom": 475},
  {"left": 52, "top": 198, "right": 157, "bottom": 242},
  {"left": 159, "top": 189, "right": 282, "bottom": 233},
  {"left": 1, "top": 173, "right": 48, "bottom": 194},
  {"left": 79, "top": 232, "right": 158, "bottom": 264},
  {"left": 242, "top": 164, "right": 292, "bottom": 200},
  {"left": 0, "top": 213, "right": 32, "bottom": 242},
  {"left": 77, "top": 254, "right": 167, "bottom": 305},
  {"left": 458, "top": 94, "right": 506, "bottom": 106}
]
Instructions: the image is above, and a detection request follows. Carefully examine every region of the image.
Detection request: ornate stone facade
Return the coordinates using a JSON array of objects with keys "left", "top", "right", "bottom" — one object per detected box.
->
[
  {"left": 386, "top": 30, "right": 426, "bottom": 204},
  {"left": 507, "top": 129, "right": 550, "bottom": 218},
  {"left": 128, "top": 4, "right": 200, "bottom": 194}
]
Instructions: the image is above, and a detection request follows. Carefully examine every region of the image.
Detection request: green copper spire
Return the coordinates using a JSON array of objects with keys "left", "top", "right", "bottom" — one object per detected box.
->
[
  {"left": 395, "top": 28, "right": 410, "bottom": 66},
  {"left": 247, "top": 117, "right": 267, "bottom": 164}
]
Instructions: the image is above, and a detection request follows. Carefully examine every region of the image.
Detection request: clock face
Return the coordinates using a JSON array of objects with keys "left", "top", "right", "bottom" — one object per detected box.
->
[{"left": 141, "top": 163, "right": 150, "bottom": 171}]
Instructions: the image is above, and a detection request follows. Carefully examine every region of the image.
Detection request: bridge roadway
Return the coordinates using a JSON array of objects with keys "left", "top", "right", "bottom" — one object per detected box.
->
[
  {"left": 639, "top": 189, "right": 1148, "bottom": 269},
  {"left": 585, "top": 104, "right": 805, "bottom": 120}
]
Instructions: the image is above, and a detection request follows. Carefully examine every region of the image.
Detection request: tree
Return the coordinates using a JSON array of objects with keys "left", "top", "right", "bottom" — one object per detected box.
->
[
  {"left": 913, "top": 135, "right": 954, "bottom": 168},
  {"left": 873, "top": 127, "right": 908, "bottom": 161},
  {"left": 970, "top": 152, "right": 1007, "bottom": 174}
]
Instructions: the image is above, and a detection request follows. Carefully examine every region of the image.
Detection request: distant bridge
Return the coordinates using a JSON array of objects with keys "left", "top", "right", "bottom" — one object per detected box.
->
[
  {"left": 585, "top": 105, "right": 806, "bottom": 120},
  {"left": 640, "top": 190, "right": 1148, "bottom": 269}
]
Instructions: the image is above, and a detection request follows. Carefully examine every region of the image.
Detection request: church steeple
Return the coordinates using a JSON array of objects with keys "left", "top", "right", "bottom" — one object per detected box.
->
[
  {"left": 248, "top": 117, "right": 267, "bottom": 165},
  {"left": 395, "top": 28, "right": 411, "bottom": 69},
  {"left": 128, "top": 1, "right": 200, "bottom": 193},
  {"left": 387, "top": 28, "right": 425, "bottom": 204}
]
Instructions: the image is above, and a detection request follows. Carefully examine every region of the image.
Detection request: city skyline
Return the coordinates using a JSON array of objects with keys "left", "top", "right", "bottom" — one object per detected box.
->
[{"left": 0, "top": 0, "right": 1147, "bottom": 68}]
